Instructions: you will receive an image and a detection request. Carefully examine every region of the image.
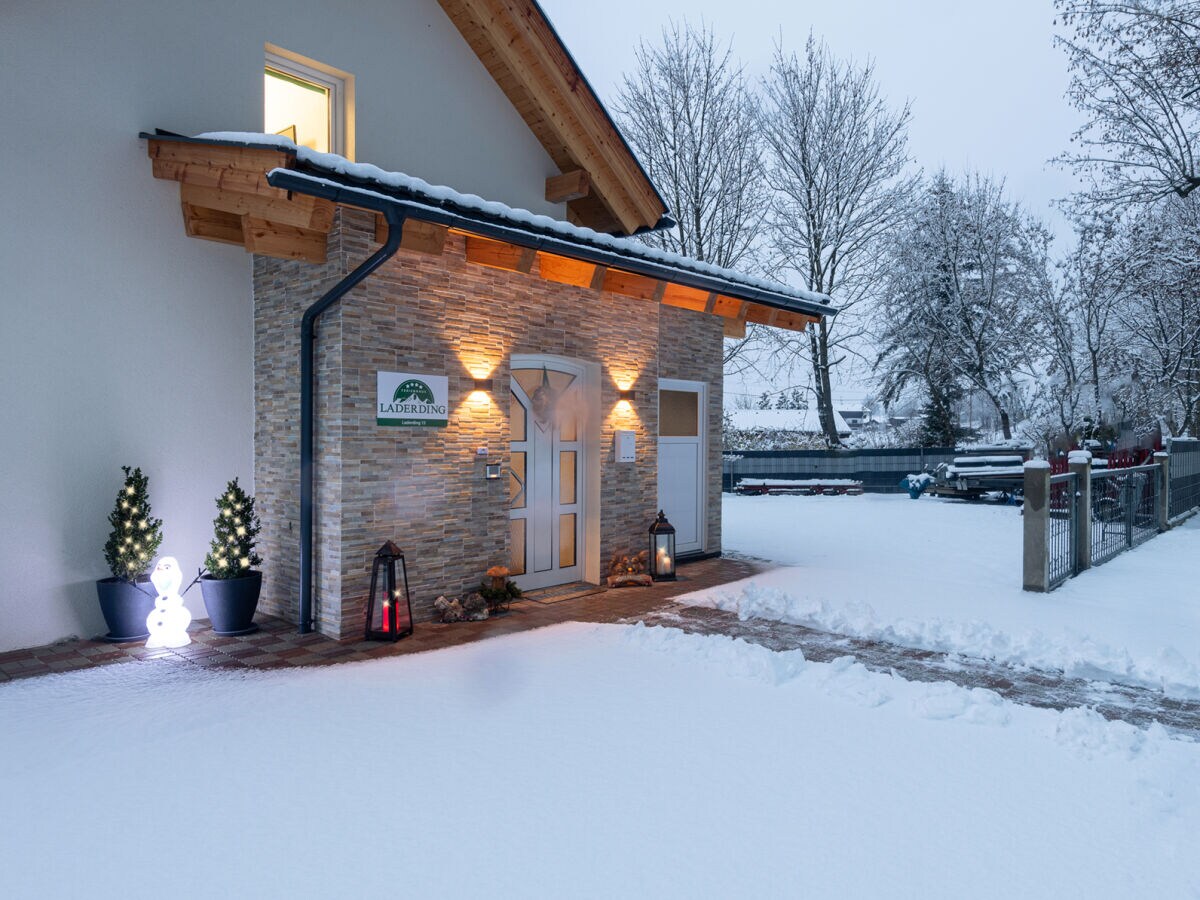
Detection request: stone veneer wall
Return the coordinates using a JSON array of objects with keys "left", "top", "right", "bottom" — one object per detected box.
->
[
  {"left": 255, "top": 208, "right": 732, "bottom": 638},
  {"left": 658, "top": 304, "right": 725, "bottom": 555}
]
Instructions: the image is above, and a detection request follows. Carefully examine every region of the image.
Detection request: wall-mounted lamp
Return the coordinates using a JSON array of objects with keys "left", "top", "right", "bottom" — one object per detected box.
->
[
  {"left": 472, "top": 378, "right": 494, "bottom": 392},
  {"left": 618, "top": 389, "right": 637, "bottom": 403}
]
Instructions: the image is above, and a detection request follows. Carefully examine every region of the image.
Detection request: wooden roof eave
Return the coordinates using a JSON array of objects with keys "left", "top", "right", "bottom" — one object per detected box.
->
[
  {"left": 144, "top": 136, "right": 826, "bottom": 335},
  {"left": 270, "top": 168, "right": 827, "bottom": 332}
]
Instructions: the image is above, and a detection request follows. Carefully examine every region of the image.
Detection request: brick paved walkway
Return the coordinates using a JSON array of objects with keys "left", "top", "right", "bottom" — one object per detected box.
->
[
  {"left": 0, "top": 557, "right": 759, "bottom": 683},
  {"left": 636, "top": 604, "right": 1200, "bottom": 737}
]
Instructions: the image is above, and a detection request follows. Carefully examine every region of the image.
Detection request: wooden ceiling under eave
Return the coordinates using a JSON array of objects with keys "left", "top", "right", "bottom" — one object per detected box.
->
[
  {"left": 145, "top": 136, "right": 819, "bottom": 337},
  {"left": 436, "top": 0, "right": 667, "bottom": 236}
]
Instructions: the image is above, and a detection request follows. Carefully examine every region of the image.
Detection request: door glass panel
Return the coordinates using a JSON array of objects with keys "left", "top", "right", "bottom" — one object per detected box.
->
[
  {"left": 559, "top": 451, "right": 576, "bottom": 505},
  {"left": 510, "top": 519, "right": 526, "bottom": 576},
  {"left": 510, "top": 452, "right": 526, "bottom": 509},
  {"left": 510, "top": 390, "right": 527, "bottom": 442},
  {"left": 559, "top": 514, "right": 576, "bottom": 568},
  {"left": 660, "top": 389, "right": 700, "bottom": 437},
  {"left": 513, "top": 368, "right": 577, "bottom": 431},
  {"left": 559, "top": 411, "right": 577, "bottom": 441}
]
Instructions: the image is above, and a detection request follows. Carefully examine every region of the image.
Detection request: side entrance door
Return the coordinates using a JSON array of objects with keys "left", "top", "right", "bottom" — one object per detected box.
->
[
  {"left": 657, "top": 379, "right": 707, "bottom": 556},
  {"left": 509, "top": 362, "right": 585, "bottom": 590}
]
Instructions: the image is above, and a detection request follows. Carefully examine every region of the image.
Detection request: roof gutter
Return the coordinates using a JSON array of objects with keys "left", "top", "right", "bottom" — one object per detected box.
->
[
  {"left": 267, "top": 169, "right": 835, "bottom": 319},
  {"left": 296, "top": 200, "right": 407, "bottom": 634}
]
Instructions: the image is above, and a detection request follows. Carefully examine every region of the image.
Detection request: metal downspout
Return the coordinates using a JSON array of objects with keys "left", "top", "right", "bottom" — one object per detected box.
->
[{"left": 298, "top": 206, "right": 406, "bottom": 634}]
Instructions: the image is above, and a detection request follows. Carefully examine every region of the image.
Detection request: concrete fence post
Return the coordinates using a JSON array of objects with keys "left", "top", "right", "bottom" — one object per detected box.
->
[
  {"left": 1068, "top": 450, "right": 1092, "bottom": 573},
  {"left": 1023, "top": 460, "right": 1052, "bottom": 592},
  {"left": 1155, "top": 451, "right": 1171, "bottom": 530}
]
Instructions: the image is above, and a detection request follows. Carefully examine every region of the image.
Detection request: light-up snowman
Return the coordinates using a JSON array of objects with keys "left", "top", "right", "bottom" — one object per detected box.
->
[{"left": 145, "top": 556, "right": 192, "bottom": 648}]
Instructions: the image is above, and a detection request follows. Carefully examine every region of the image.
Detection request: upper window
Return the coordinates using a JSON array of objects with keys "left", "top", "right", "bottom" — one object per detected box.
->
[{"left": 264, "top": 45, "right": 353, "bottom": 158}]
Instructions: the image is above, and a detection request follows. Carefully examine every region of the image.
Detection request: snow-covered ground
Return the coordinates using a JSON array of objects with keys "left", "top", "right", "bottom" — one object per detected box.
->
[
  {"left": 696, "top": 494, "right": 1200, "bottom": 696},
  {"left": 1, "top": 624, "right": 1197, "bottom": 898}
]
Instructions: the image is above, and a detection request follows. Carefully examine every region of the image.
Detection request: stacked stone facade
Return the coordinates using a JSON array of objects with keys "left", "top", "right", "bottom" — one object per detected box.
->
[{"left": 254, "top": 208, "right": 725, "bottom": 638}]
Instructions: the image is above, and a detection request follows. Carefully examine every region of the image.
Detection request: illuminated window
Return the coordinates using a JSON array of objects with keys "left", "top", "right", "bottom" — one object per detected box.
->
[{"left": 264, "top": 45, "right": 353, "bottom": 158}]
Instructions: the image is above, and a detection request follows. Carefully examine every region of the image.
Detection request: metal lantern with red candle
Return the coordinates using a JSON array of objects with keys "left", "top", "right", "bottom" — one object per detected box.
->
[
  {"left": 648, "top": 510, "right": 676, "bottom": 581},
  {"left": 365, "top": 541, "right": 413, "bottom": 641}
]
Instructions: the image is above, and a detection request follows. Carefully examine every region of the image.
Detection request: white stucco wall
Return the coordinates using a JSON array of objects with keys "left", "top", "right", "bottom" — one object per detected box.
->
[{"left": 0, "top": 0, "right": 565, "bottom": 651}]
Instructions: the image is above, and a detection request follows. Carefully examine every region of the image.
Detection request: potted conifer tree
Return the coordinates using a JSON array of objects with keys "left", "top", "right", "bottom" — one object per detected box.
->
[
  {"left": 199, "top": 478, "right": 263, "bottom": 635},
  {"left": 97, "top": 466, "right": 164, "bottom": 641}
]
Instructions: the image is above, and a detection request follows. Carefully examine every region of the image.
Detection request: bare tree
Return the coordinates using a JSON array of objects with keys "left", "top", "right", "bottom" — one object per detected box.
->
[
  {"left": 761, "top": 36, "right": 916, "bottom": 445},
  {"left": 875, "top": 172, "right": 1052, "bottom": 441},
  {"left": 1055, "top": 0, "right": 1200, "bottom": 207},
  {"left": 614, "top": 22, "right": 769, "bottom": 371}
]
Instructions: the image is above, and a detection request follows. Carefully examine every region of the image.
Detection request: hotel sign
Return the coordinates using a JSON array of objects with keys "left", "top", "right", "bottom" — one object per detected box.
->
[{"left": 377, "top": 372, "right": 449, "bottom": 427}]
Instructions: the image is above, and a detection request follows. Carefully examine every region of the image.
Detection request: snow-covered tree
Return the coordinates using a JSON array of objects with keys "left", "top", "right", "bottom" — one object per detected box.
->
[
  {"left": 874, "top": 172, "right": 1052, "bottom": 440},
  {"left": 1055, "top": 0, "right": 1200, "bottom": 208},
  {"left": 761, "top": 36, "right": 917, "bottom": 446},
  {"left": 1113, "top": 197, "right": 1200, "bottom": 434}
]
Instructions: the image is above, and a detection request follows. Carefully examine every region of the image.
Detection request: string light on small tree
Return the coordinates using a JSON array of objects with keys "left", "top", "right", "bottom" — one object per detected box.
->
[
  {"left": 103, "top": 466, "right": 164, "bottom": 582},
  {"left": 204, "top": 478, "right": 261, "bottom": 579}
]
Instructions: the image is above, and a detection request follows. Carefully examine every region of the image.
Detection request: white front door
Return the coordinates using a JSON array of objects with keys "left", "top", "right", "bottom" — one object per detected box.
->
[
  {"left": 509, "top": 362, "right": 585, "bottom": 590},
  {"left": 657, "top": 379, "right": 707, "bottom": 555}
]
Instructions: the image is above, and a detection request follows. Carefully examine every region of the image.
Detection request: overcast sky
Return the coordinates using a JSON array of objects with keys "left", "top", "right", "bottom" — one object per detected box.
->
[{"left": 541, "top": 0, "right": 1086, "bottom": 405}]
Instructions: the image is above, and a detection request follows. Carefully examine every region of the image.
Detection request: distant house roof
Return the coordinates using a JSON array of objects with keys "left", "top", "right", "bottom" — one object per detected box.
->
[{"left": 728, "top": 408, "right": 851, "bottom": 437}]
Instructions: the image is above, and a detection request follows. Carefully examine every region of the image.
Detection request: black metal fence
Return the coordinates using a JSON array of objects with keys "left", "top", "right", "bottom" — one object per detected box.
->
[
  {"left": 1168, "top": 438, "right": 1200, "bottom": 522},
  {"left": 722, "top": 447, "right": 958, "bottom": 493},
  {"left": 1047, "top": 472, "right": 1078, "bottom": 589},
  {"left": 1089, "top": 465, "right": 1161, "bottom": 567}
]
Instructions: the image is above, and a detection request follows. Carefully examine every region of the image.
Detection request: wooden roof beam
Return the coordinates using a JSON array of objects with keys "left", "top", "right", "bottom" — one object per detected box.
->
[
  {"left": 374, "top": 215, "right": 449, "bottom": 255},
  {"left": 537, "top": 251, "right": 598, "bottom": 288},
  {"left": 545, "top": 169, "right": 590, "bottom": 204},
  {"left": 242, "top": 217, "right": 327, "bottom": 263},
  {"left": 465, "top": 234, "right": 538, "bottom": 272},
  {"left": 179, "top": 183, "right": 332, "bottom": 232}
]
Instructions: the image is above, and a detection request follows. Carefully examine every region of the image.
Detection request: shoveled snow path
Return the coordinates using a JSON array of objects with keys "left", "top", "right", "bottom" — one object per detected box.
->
[
  {"left": 688, "top": 495, "right": 1200, "bottom": 696},
  {"left": 633, "top": 604, "right": 1200, "bottom": 736}
]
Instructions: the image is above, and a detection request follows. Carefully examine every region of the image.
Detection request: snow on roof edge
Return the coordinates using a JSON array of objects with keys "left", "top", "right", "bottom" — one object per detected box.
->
[{"left": 191, "top": 131, "right": 834, "bottom": 313}]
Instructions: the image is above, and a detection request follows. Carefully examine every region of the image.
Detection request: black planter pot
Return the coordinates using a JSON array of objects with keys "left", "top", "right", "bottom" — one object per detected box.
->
[
  {"left": 96, "top": 576, "right": 157, "bottom": 642},
  {"left": 200, "top": 571, "right": 263, "bottom": 636}
]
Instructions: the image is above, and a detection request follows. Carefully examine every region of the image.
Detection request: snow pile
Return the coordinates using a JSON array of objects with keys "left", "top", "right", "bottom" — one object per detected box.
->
[
  {"left": 691, "top": 495, "right": 1200, "bottom": 695},
  {"left": 3, "top": 623, "right": 1196, "bottom": 897}
]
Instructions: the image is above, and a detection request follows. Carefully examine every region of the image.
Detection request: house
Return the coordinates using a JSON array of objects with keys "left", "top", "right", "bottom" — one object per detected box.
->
[
  {"left": 837, "top": 407, "right": 868, "bottom": 430},
  {"left": 0, "top": 0, "right": 833, "bottom": 649}
]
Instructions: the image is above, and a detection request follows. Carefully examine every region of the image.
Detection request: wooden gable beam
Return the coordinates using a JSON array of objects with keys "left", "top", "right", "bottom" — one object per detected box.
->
[
  {"left": 446, "top": 0, "right": 656, "bottom": 234},
  {"left": 545, "top": 169, "right": 591, "bottom": 204}
]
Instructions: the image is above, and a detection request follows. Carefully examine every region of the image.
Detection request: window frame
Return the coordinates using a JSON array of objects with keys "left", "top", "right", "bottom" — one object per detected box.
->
[{"left": 264, "top": 43, "right": 354, "bottom": 160}]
